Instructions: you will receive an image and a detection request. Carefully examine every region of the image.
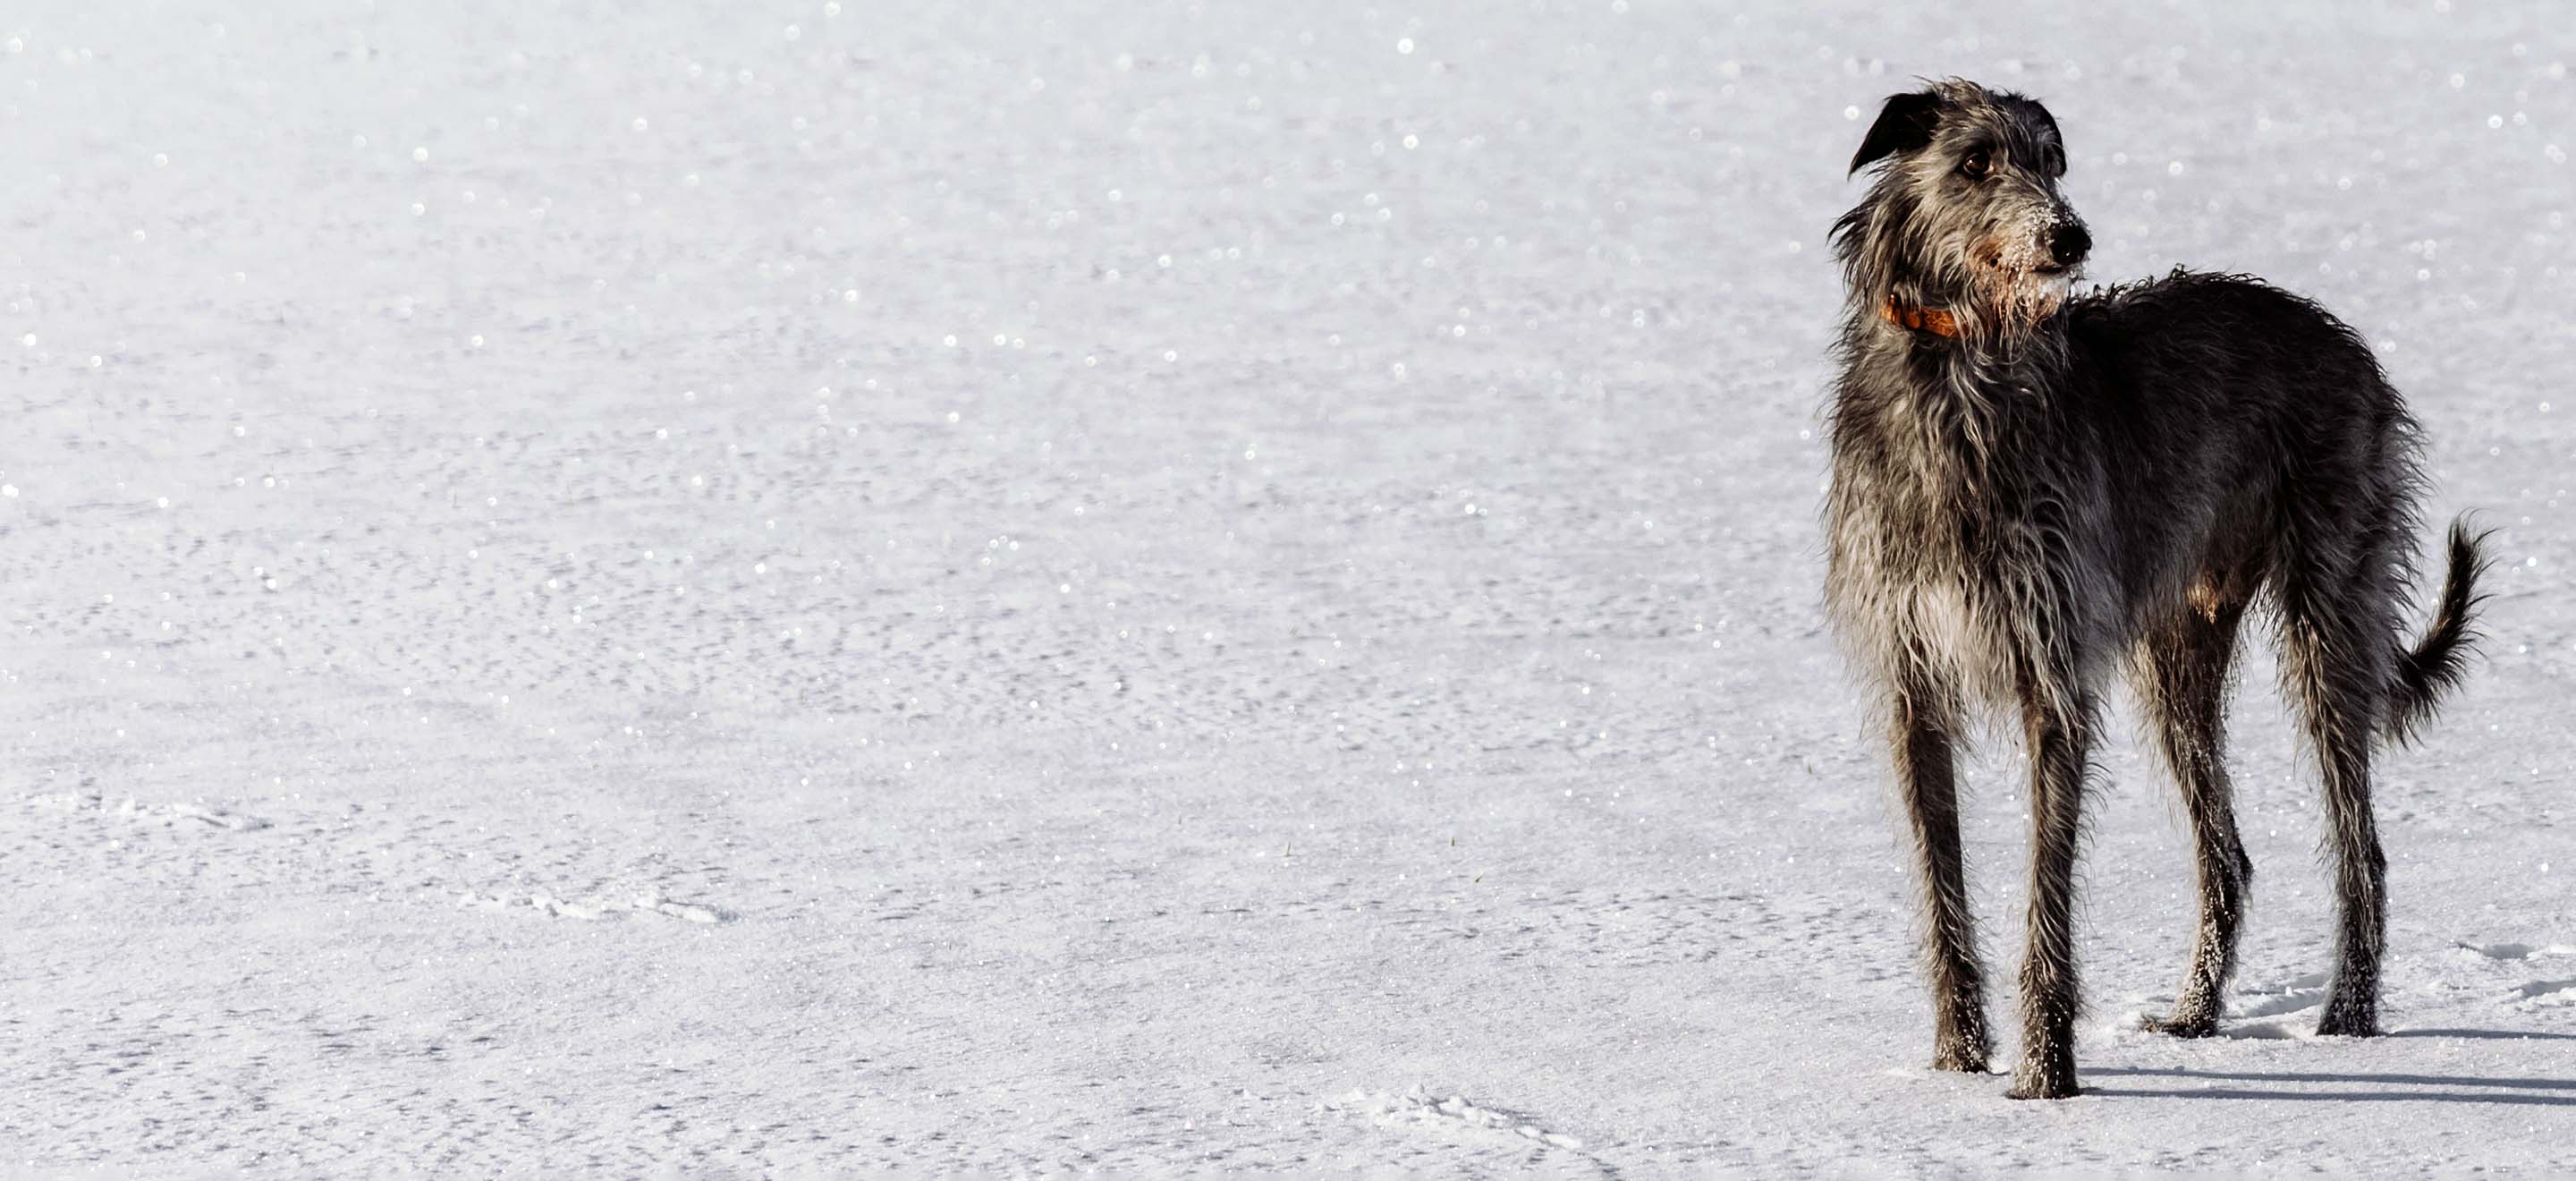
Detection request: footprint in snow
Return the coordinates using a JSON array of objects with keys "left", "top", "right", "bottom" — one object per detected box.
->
[
  {"left": 165, "top": 802, "right": 272, "bottom": 831},
  {"left": 2459, "top": 941, "right": 2536, "bottom": 961},
  {"left": 35, "top": 794, "right": 273, "bottom": 831},
  {"left": 1323, "top": 1086, "right": 1588, "bottom": 1153},
  {"left": 2229, "top": 972, "right": 2332, "bottom": 1020},
  {"left": 2456, "top": 940, "right": 2576, "bottom": 961},
  {"left": 636, "top": 895, "right": 733, "bottom": 924},
  {"left": 2113, "top": 973, "right": 2325, "bottom": 1038},
  {"left": 2449, "top": 940, "right": 2576, "bottom": 1004},
  {"left": 530, "top": 893, "right": 615, "bottom": 921},
  {"left": 453, "top": 892, "right": 730, "bottom": 923}
]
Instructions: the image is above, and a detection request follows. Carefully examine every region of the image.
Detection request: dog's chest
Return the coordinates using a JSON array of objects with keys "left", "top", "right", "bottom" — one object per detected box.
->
[
  {"left": 1829, "top": 495, "right": 2013, "bottom": 684},
  {"left": 1902, "top": 574, "right": 1997, "bottom": 687},
  {"left": 1824, "top": 426, "right": 2067, "bottom": 688}
]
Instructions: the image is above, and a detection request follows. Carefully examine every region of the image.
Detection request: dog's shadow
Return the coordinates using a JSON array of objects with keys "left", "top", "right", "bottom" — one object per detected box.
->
[{"left": 2092, "top": 1034, "right": 2576, "bottom": 1105}]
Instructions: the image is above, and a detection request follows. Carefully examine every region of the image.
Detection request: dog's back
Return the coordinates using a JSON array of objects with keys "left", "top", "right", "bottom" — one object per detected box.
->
[{"left": 2059, "top": 272, "right": 2424, "bottom": 635}]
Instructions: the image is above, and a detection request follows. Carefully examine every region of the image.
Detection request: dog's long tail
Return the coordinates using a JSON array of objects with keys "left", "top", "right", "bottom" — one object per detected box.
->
[{"left": 2384, "top": 519, "right": 2491, "bottom": 743}]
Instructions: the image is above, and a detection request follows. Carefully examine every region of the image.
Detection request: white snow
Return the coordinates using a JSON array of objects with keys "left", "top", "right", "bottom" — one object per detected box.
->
[{"left": 3, "top": 0, "right": 2572, "bottom": 1174}]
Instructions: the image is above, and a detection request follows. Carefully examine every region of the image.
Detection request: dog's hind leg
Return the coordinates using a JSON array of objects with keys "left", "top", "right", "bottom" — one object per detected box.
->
[
  {"left": 2133, "top": 601, "right": 2253, "bottom": 1038},
  {"left": 1890, "top": 672, "right": 1990, "bottom": 1072},
  {"left": 2007, "top": 679, "right": 2097, "bottom": 1100},
  {"left": 2276, "top": 572, "right": 2398, "bottom": 1037}
]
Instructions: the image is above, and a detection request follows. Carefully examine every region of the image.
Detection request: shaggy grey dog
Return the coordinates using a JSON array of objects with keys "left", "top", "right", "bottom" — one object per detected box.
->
[{"left": 1824, "top": 79, "right": 2486, "bottom": 1100}]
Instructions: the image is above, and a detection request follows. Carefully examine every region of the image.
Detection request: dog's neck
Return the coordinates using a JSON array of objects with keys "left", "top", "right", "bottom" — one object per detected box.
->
[
  {"left": 1841, "top": 283, "right": 2076, "bottom": 427},
  {"left": 1851, "top": 283, "right": 2071, "bottom": 376},
  {"left": 1878, "top": 295, "right": 1959, "bottom": 339}
]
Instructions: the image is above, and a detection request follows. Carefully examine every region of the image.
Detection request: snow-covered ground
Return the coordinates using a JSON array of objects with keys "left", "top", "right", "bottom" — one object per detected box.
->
[{"left": 3, "top": 0, "right": 2572, "bottom": 1174}]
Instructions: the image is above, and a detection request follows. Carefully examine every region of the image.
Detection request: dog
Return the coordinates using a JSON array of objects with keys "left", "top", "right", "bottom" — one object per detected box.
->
[{"left": 1823, "top": 79, "right": 2486, "bottom": 1099}]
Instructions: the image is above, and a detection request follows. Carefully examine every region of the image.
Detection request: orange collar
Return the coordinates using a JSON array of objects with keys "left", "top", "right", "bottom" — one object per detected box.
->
[{"left": 1879, "top": 297, "right": 1959, "bottom": 338}]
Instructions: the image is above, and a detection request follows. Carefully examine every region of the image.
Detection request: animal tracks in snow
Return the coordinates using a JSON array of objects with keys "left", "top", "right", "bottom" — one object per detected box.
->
[
  {"left": 30, "top": 789, "right": 740, "bottom": 928},
  {"left": 454, "top": 889, "right": 735, "bottom": 924},
  {"left": 2456, "top": 940, "right": 2576, "bottom": 1007},
  {"left": 639, "top": 896, "right": 733, "bottom": 924},
  {"left": 2230, "top": 972, "right": 2333, "bottom": 1020},
  {"left": 1322, "top": 1086, "right": 1590, "bottom": 1160},
  {"left": 2458, "top": 941, "right": 2548, "bottom": 961},
  {"left": 30, "top": 792, "right": 272, "bottom": 832},
  {"left": 165, "top": 803, "right": 273, "bottom": 831},
  {"left": 2123, "top": 944, "right": 2576, "bottom": 1041},
  {"left": 2116, "top": 972, "right": 2325, "bottom": 1036}
]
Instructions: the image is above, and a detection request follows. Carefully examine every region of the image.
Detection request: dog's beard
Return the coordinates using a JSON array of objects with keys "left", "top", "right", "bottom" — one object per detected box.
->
[
  {"left": 1975, "top": 265, "right": 2073, "bottom": 331},
  {"left": 2004, "top": 269, "right": 2072, "bottom": 321},
  {"left": 1952, "top": 225, "right": 2077, "bottom": 332}
]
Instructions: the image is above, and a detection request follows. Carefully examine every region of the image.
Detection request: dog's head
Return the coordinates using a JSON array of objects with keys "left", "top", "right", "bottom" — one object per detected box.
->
[{"left": 1832, "top": 79, "right": 2088, "bottom": 341}]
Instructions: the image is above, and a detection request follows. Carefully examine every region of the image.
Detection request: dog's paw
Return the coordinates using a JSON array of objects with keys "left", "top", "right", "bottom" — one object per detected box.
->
[
  {"left": 2004, "top": 1067, "right": 2080, "bottom": 1100},
  {"left": 2313, "top": 1001, "right": 2381, "bottom": 1038},
  {"left": 2004, "top": 1045, "right": 2079, "bottom": 1100},
  {"left": 1930, "top": 1022, "right": 1991, "bottom": 1073},
  {"left": 2138, "top": 1010, "right": 2218, "bottom": 1039}
]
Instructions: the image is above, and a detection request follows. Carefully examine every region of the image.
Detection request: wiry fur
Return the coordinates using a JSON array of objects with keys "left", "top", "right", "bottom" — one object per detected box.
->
[{"left": 1823, "top": 80, "right": 2487, "bottom": 1100}]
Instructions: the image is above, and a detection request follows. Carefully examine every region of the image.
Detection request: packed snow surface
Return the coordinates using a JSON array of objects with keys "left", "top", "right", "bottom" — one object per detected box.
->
[{"left": 4, "top": 1, "right": 2573, "bottom": 1174}]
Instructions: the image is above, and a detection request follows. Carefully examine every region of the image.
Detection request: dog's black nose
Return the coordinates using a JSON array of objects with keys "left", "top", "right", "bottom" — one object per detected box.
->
[{"left": 2048, "top": 223, "right": 2091, "bottom": 268}]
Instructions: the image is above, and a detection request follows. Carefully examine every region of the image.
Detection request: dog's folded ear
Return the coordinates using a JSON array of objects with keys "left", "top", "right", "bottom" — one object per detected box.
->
[{"left": 1849, "top": 91, "right": 1944, "bottom": 175}]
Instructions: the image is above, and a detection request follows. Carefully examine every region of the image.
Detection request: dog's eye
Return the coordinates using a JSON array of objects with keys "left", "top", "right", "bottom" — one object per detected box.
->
[{"left": 1961, "top": 149, "right": 1991, "bottom": 180}]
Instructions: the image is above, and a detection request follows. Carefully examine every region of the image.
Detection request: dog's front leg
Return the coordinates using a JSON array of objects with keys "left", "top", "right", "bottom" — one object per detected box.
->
[
  {"left": 1891, "top": 674, "right": 1990, "bottom": 1072},
  {"left": 2008, "top": 684, "right": 2096, "bottom": 1100}
]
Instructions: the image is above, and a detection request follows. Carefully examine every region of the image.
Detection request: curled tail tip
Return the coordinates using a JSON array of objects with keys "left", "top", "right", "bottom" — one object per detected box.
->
[
  {"left": 2446, "top": 514, "right": 2502, "bottom": 633},
  {"left": 2384, "top": 515, "right": 2490, "bottom": 744},
  {"left": 2447, "top": 514, "right": 2497, "bottom": 566}
]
